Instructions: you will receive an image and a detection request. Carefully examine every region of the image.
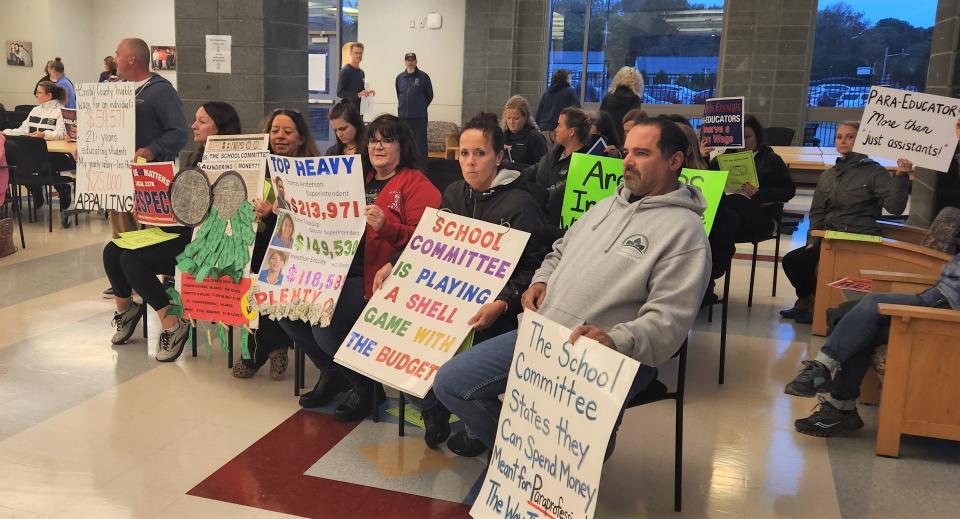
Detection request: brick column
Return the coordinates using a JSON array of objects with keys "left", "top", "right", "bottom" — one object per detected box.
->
[{"left": 717, "top": 0, "right": 817, "bottom": 143}]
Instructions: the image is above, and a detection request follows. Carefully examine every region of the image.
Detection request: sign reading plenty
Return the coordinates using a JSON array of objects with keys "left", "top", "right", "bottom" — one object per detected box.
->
[
  {"left": 701, "top": 96, "right": 745, "bottom": 148},
  {"left": 854, "top": 85, "right": 960, "bottom": 172},
  {"left": 471, "top": 312, "right": 640, "bottom": 519},
  {"left": 335, "top": 211, "right": 529, "bottom": 398},
  {"left": 253, "top": 154, "right": 366, "bottom": 325},
  {"left": 75, "top": 82, "right": 136, "bottom": 212},
  {"left": 131, "top": 162, "right": 176, "bottom": 226},
  {"left": 560, "top": 153, "right": 622, "bottom": 229}
]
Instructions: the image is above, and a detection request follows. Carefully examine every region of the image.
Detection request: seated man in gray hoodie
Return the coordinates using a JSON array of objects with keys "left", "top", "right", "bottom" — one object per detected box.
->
[
  {"left": 433, "top": 117, "right": 712, "bottom": 457},
  {"left": 785, "top": 252, "right": 960, "bottom": 437}
]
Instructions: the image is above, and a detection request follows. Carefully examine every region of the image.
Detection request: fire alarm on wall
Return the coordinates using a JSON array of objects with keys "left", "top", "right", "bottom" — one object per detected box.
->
[{"left": 427, "top": 12, "right": 442, "bottom": 29}]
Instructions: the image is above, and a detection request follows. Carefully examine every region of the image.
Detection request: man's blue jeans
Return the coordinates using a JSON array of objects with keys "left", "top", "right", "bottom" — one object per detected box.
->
[
  {"left": 822, "top": 288, "right": 948, "bottom": 402},
  {"left": 433, "top": 329, "right": 658, "bottom": 449}
]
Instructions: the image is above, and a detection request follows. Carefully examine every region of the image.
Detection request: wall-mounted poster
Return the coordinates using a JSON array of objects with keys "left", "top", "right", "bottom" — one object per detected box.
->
[
  {"left": 5, "top": 41, "right": 33, "bottom": 67},
  {"left": 150, "top": 46, "right": 177, "bottom": 71}
]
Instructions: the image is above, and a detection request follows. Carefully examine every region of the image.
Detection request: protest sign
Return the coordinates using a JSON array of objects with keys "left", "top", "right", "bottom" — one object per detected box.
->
[
  {"left": 679, "top": 168, "right": 728, "bottom": 234},
  {"left": 716, "top": 151, "right": 759, "bottom": 192},
  {"left": 252, "top": 154, "right": 366, "bottom": 325},
  {"left": 471, "top": 312, "right": 640, "bottom": 519},
  {"left": 854, "top": 86, "right": 960, "bottom": 172},
  {"left": 560, "top": 153, "right": 623, "bottom": 229},
  {"left": 335, "top": 210, "right": 530, "bottom": 398},
  {"left": 197, "top": 134, "right": 269, "bottom": 200},
  {"left": 75, "top": 82, "right": 136, "bottom": 212},
  {"left": 61, "top": 108, "right": 77, "bottom": 141},
  {"left": 131, "top": 162, "right": 176, "bottom": 226},
  {"left": 701, "top": 96, "right": 744, "bottom": 148},
  {"left": 180, "top": 273, "right": 254, "bottom": 326}
]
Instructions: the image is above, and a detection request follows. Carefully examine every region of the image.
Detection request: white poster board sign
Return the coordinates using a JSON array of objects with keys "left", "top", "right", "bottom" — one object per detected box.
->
[
  {"left": 854, "top": 85, "right": 960, "bottom": 172},
  {"left": 335, "top": 210, "right": 529, "bottom": 398},
  {"left": 471, "top": 312, "right": 640, "bottom": 519},
  {"left": 197, "top": 133, "right": 269, "bottom": 200},
  {"left": 75, "top": 82, "right": 135, "bottom": 212},
  {"left": 253, "top": 154, "right": 366, "bottom": 325},
  {"left": 205, "top": 35, "right": 232, "bottom": 74}
]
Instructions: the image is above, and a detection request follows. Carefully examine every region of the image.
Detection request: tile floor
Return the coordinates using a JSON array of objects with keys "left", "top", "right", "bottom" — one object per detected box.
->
[{"left": 0, "top": 199, "right": 958, "bottom": 519}]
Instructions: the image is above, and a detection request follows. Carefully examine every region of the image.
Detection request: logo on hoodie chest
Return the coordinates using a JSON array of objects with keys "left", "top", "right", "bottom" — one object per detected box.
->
[{"left": 618, "top": 234, "right": 649, "bottom": 260}]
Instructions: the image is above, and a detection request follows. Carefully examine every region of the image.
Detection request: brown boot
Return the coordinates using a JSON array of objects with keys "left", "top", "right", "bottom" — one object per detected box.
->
[{"left": 268, "top": 349, "right": 288, "bottom": 381}]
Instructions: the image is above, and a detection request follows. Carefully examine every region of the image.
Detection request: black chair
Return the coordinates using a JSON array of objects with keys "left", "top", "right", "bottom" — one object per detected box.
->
[
  {"left": 424, "top": 158, "right": 462, "bottom": 194},
  {"left": 765, "top": 127, "right": 795, "bottom": 146},
  {"left": 706, "top": 259, "right": 731, "bottom": 384},
  {"left": 6, "top": 111, "right": 28, "bottom": 129},
  {"left": 6, "top": 136, "right": 73, "bottom": 232},
  {"left": 625, "top": 338, "right": 688, "bottom": 512},
  {"left": 1, "top": 163, "right": 25, "bottom": 249},
  {"left": 14, "top": 104, "right": 36, "bottom": 113},
  {"left": 742, "top": 202, "right": 784, "bottom": 307}
]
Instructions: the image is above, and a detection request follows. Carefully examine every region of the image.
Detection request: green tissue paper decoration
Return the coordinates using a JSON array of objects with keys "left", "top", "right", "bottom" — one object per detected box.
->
[
  {"left": 240, "top": 327, "right": 251, "bottom": 360},
  {"left": 176, "top": 201, "right": 256, "bottom": 283},
  {"left": 216, "top": 322, "right": 229, "bottom": 353}
]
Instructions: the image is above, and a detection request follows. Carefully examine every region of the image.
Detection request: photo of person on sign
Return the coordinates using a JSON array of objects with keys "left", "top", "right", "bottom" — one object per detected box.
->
[
  {"left": 274, "top": 177, "right": 290, "bottom": 211},
  {"left": 258, "top": 249, "right": 288, "bottom": 286},
  {"left": 270, "top": 212, "right": 295, "bottom": 249}
]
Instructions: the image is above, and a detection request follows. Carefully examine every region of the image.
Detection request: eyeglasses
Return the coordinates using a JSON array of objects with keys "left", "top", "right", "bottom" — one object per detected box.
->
[{"left": 367, "top": 138, "right": 397, "bottom": 149}]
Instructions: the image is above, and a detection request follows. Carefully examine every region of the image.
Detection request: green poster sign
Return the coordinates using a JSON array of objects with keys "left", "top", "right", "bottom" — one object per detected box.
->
[
  {"left": 716, "top": 151, "right": 759, "bottom": 192},
  {"left": 679, "top": 168, "right": 728, "bottom": 234},
  {"left": 560, "top": 153, "right": 623, "bottom": 228}
]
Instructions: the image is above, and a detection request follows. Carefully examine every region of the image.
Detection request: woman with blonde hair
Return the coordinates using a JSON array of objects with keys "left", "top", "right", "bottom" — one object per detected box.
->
[
  {"left": 501, "top": 95, "right": 548, "bottom": 166},
  {"left": 600, "top": 66, "right": 643, "bottom": 143}
]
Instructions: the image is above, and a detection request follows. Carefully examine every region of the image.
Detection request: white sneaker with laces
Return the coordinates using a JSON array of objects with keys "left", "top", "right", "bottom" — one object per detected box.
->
[
  {"left": 156, "top": 320, "right": 189, "bottom": 362},
  {"left": 111, "top": 302, "right": 144, "bottom": 344}
]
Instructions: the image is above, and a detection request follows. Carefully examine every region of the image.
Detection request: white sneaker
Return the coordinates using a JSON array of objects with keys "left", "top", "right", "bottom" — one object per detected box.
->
[
  {"left": 111, "top": 302, "right": 144, "bottom": 344},
  {"left": 156, "top": 320, "right": 189, "bottom": 362}
]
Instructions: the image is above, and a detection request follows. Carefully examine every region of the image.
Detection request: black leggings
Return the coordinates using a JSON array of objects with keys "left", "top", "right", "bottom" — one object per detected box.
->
[
  {"left": 102, "top": 229, "right": 191, "bottom": 310},
  {"left": 782, "top": 242, "right": 821, "bottom": 298}
]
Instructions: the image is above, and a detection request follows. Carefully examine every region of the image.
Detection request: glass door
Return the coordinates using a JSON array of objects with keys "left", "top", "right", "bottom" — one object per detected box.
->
[{"left": 308, "top": 0, "right": 341, "bottom": 151}]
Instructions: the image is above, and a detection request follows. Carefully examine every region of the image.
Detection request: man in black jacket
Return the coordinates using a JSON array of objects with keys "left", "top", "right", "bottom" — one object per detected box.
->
[{"left": 395, "top": 52, "right": 433, "bottom": 158}]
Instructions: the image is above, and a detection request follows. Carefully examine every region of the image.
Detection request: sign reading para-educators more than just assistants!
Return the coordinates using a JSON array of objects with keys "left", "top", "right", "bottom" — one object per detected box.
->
[
  {"left": 75, "top": 82, "right": 136, "bottom": 212},
  {"left": 335, "top": 210, "right": 530, "bottom": 398},
  {"left": 854, "top": 85, "right": 960, "bottom": 172},
  {"left": 471, "top": 312, "right": 640, "bottom": 519},
  {"left": 560, "top": 153, "right": 623, "bottom": 229},
  {"left": 701, "top": 96, "right": 745, "bottom": 148},
  {"left": 253, "top": 154, "right": 366, "bottom": 325}
]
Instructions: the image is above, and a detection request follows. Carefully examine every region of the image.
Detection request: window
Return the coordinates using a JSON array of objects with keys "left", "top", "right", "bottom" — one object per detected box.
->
[{"left": 547, "top": 0, "right": 724, "bottom": 105}]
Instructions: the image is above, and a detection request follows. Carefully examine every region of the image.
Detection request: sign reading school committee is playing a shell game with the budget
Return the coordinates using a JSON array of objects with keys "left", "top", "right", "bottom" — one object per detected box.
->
[{"left": 335, "top": 211, "right": 529, "bottom": 398}]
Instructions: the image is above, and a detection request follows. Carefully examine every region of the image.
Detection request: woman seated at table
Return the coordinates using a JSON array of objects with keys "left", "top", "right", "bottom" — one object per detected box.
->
[
  {"left": 325, "top": 100, "right": 364, "bottom": 156},
  {"left": 502, "top": 95, "right": 548, "bottom": 168},
  {"left": 373, "top": 112, "right": 548, "bottom": 451},
  {"left": 780, "top": 121, "right": 912, "bottom": 324},
  {"left": 277, "top": 114, "right": 440, "bottom": 420},
  {"left": 104, "top": 101, "right": 241, "bottom": 361}
]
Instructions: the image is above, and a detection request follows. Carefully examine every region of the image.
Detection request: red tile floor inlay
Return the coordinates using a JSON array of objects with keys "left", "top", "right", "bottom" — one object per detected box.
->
[{"left": 189, "top": 410, "right": 471, "bottom": 518}]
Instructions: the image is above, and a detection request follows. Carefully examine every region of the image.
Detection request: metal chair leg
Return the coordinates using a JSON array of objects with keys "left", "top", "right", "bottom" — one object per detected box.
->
[
  {"left": 227, "top": 325, "right": 234, "bottom": 369},
  {"left": 13, "top": 185, "right": 25, "bottom": 249},
  {"left": 674, "top": 392, "right": 683, "bottom": 512},
  {"left": 399, "top": 392, "right": 406, "bottom": 437},
  {"left": 298, "top": 345, "right": 306, "bottom": 389},
  {"left": 747, "top": 242, "right": 758, "bottom": 308},
  {"left": 191, "top": 324, "right": 197, "bottom": 357},
  {"left": 47, "top": 185, "right": 53, "bottom": 233},
  {"left": 142, "top": 307, "right": 148, "bottom": 338},
  {"left": 719, "top": 264, "right": 730, "bottom": 385},
  {"left": 294, "top": 342, "right": 301, "bottom": 397},
  {"left": 772, "top": 229, "right": 781, "bottom": 297}
]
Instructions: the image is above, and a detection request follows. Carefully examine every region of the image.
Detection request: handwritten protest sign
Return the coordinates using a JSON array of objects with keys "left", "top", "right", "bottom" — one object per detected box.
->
[
  {"left": 335, "top": 211, "right": 529, "bottom": 398},
  {"left": 131, "top": 162, "right": 176, "bottom": 226},
  {"left": 716, "top": 151, "right": 759, "bottom": 192},
  {"left": 679, "top": 168, "right": 728, "bottom": 234},
  {"left": 855, "top": 86, "right": 960, "bottom": 172},
  {"left": 702, "top": 96, "right": 744, "bottom": 148},
  {"left": 252, "top": 155, "right": 366, "bottom": 325},
  {"left": 181, "top": 273, "right": 254, "bottom": 326},
  {"left": 75, "top": 82, "right": 135, "bottom": 212},
  {"left": 561, "top": 153, "right": 623, "bottom": 229},
  {"left": 197, "top": 134, "right": 269, "bottom": 200},
  {"left": 472, "top": 312, "right": 640, "bottom": 519}
]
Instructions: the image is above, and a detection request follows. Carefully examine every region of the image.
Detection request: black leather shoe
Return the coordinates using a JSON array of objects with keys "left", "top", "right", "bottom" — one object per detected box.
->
[
  {"left": 421, "top": 405, "right": 452, "bottom": 449},
  {"left": 333, "top": 384, "right": 386, "bottom": 422},
  {"left": 298, "top": 370, "right": 347, "bottom": 408},
  {"left": 446, "top": 430, "right": 487, "bottom": 457}
]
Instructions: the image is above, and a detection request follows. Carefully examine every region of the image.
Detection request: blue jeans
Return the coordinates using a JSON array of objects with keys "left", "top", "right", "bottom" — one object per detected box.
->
[
  {"left": 433, "top": 329, "right": 658, "bottom": 449},
  {"left": 823, "top": 288, "right": 948, "bottom": 401}
]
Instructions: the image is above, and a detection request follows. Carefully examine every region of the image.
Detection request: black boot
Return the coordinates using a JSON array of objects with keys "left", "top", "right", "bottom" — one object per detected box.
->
[
  {"left": 446, "top": 430, "right": 487, "bottom": 457},
  {"left": 421, "top": 404, "right": 452, "bottom": 449},
  {"left": 334, "top": 383, "right": 386, "bottom": 422},
  {"left": 299, "top": 369, "right": 347, "bottom": 408}
]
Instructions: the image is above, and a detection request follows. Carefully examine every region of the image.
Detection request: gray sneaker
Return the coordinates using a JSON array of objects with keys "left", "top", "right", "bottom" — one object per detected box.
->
[
  {"left": 156, "top": 320, "right": 189, "bottom": 362},
  {"left": 111, "top": 302, "right": 144, "bottom": 344}
]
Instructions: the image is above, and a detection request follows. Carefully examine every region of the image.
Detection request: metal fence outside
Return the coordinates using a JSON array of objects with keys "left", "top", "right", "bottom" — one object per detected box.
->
[{"left": 566, "top": 71, "right": 718, "bottom": 105}]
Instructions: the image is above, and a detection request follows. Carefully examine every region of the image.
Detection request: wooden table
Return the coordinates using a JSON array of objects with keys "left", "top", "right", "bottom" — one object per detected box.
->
[{"left": 46, "top": 140, "right": 77, "bottom": 154}]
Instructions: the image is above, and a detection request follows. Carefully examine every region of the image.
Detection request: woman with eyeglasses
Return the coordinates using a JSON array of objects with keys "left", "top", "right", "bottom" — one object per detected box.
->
[
  {"left": 278, "top": 114, "right": 440, "bottom": 421},
  {"left": 325, "top": 101, "right": 364, "bottom": 156},
  {"left": 232, "top": 109, "right": 321, "bottom": 380}
]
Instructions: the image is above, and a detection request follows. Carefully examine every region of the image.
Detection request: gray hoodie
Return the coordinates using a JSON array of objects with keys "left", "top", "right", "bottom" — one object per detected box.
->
[{"left": 531, "top": 183, "right": 712, "bottom": 367}]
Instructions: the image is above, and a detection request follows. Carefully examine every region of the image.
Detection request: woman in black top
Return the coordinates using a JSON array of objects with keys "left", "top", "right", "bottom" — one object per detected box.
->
[
  {"left": 325, "top": 100, "right": 364, "bottom": 156},
  {"left": 535, "top": 69, "right": 580, "bottom": 133},
  {"left": 501, "top": 95, "right": 548, "bottom": 167},
  {"left": 600, "top": 67, "right": 643, "bottom": 144}
]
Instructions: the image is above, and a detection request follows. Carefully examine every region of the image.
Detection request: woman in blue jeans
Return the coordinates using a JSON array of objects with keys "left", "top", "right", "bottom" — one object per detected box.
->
[{"left": 784, "top": 253, "right": 959, "bottom": 436}]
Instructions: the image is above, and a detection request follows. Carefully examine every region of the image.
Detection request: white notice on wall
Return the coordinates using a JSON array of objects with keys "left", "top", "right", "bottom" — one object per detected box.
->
[
  {"left": 206, "top": 35, "right": 232, "bottom": 74},
  {"left": 308, "top": 53, "right": 327, "bottom": 92},
  {"left": 854, "top": 85, "right": 960, "bottom": 172},
  {"left": 75, "top": 82, "right": 136, "bottom": 212}
]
